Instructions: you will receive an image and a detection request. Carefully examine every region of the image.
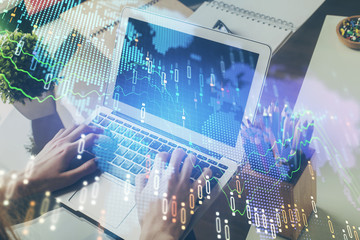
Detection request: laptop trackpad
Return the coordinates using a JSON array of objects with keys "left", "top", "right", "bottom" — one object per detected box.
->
[{"left": 69, "top": 175, "right": 136, "bottom": 229}]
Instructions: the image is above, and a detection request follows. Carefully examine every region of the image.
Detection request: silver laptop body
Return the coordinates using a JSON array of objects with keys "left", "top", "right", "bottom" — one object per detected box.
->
[{"left": 58, "top": 8, "right": 271, "bottom": 239}]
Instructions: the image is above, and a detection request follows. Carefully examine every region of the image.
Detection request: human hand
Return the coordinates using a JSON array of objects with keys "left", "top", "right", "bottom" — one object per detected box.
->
[
  {"left": 135, "top": 149, "right": 212, "bottom": 240},
  {"left": 15, "top": 124, "right": 102, "bottom": 198}
]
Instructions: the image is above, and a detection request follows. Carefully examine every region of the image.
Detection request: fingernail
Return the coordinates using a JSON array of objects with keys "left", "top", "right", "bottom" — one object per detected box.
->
[
  {"left": 189, "top": 154, "right": 196, "bottom": 162},
  {"left": 91, "top": 125, "right": 103, "bottom": 132}
]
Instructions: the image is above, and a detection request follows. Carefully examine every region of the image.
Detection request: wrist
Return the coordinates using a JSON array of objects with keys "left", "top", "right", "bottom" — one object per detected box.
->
[
  {"left": 13, "top": 171, "right": 29, "bottom": 199},
  {"left": 12, "top": 170, "right": 35, "bottom": 200},
  {"left": 0, "top": 171, "right": 26, "bottom": 204}
]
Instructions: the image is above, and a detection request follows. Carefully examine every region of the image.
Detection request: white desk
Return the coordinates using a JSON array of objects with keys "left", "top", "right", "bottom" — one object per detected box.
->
[
  {"left": 293, "top": 15, "right": 360, "bottom": 237},
  {"left": 246, "top": 15, "right": 360, "bottom": 240},
  {"left": 0, "top": 103, "right": 30, "bottom": 172},
  {"left": 3, "top": 6, "right": 359, "bottom": 240},
  {"left": 293, "top": 15, "right": 360, "bottom": 226}
]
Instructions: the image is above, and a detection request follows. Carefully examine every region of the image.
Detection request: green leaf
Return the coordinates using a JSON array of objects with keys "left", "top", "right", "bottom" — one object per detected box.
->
[
  {"left": 0, "top": 31, "right": 51, "bottom": 104},
  {"left": 1, "top": 93, "right": 6, "bottom": 103}
]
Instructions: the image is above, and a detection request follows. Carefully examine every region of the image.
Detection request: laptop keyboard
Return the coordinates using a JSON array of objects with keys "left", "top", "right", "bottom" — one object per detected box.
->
[{"left": 89, "top": 112, "right": 227, "bottom": 188}]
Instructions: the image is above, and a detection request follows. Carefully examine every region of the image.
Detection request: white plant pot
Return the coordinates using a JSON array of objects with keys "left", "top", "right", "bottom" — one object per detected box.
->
[{"left": 13, "top": 91, "right": 56, "bottom": 120}]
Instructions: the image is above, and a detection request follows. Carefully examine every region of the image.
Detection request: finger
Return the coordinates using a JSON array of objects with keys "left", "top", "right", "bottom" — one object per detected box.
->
[
  {"left": 149, "top": 152, "right": 170, "bottom": 181},
  {"left": 42, "top": 128, "right": 65, "bottom": 151},
  {"left": 65, "top": 124, "right": 94, "bottom": 143},
  {"left": 65, "top": 133, "right": 101, "bottom": 160},
  {"left": 254, "top": 117, "right": 265, "bottom": 130},
  {"left": 65, "top": 124, "right": 103, "bottom": 143},
  {"left": 135, "top": 173, "right": 148, "bottom": 204},
  {"left": 59, "top": 124, "right": 78, "bottom": 138},
  {"left": 192, "top": 168, "right": 212, "bottom": 202},
  {"left": 53, "top": 128, "right": 65, "bottom": 140},
  {"left": 300, "top": 120, "right": 308, "bottom": 140},
  {"left": 94, "top": 134, "right": 117, "bottom": 151},
  {"left": 193, "top": 167, "right": 212, "bottom": 189},
  {"left": 167, "top": 148, "right": 187, "bottom": 175},
  {"left": 83, "top": 133, "right": 101, "bottom": 147},
  {"left": 179, "top": 154, "right": 196, "bottom": 183},
  {"left": 60, "top": 159, "right": 98, "bottom": 186},
  {"left": 153, "top": 152, "right": 170, "bottom": 170}
]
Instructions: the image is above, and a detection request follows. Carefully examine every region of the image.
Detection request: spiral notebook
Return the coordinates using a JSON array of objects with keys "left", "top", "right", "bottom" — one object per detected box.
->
[
  {"left": 60, "top": 0, "right": 192, "bottom": 58},
  {"left": 188, "top": 0, "right": 325, "bottom": 54}
]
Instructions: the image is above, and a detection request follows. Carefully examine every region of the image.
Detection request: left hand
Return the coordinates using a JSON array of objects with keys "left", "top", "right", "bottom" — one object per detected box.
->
[{"left": 15, "top": 124, "right": 102, "bottom": 197}]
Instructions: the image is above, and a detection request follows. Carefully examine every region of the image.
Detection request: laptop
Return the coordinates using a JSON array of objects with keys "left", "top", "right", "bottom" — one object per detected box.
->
[{"left": 58, "top": 8, "right": 271, "bottom": 239}]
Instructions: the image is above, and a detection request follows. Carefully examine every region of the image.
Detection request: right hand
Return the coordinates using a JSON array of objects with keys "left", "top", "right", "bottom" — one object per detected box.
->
[{"left": 135, "top": 149, "right": 212, "bottom": 240}]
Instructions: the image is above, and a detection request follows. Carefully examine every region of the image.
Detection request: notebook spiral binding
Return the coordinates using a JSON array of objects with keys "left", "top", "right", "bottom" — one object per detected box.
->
[
  {"left": 209, "top": 0, "right": 295, "bottom": 31},
  {"left": 139, "top": 0, "right": 160, "bottom": 10},
  {"left": 90, "top": 0, "right": 161, "bottom": 38}
]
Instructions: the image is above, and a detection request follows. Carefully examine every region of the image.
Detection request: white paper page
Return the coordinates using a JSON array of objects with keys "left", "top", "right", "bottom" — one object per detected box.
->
[
  {"left": 147, "top": 0, "right": 193, "bottom": 20},
  {"left": 62, "top": 0, "right": 192, "bottom": 58},
  {"left": 225, "top": 0, "right": 324, "bottom": 29},
  {"left": 60, "top": 0, "right": 150, "bottom": 37},
  {"left": 188, "top": 2, "right": 291, "bottom": 52}
]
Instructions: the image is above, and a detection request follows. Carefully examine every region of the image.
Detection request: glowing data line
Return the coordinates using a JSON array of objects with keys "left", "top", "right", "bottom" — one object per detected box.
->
[
  {"left": 0, "top": 31, "right": 95, "bottom": 69},
  {"left": 0, "top": 73, "right": 109, "bottom": 102}
]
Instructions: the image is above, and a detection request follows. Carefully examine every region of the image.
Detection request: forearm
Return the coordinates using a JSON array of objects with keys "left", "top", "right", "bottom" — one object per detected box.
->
[
  {"left": 0, "top": 170, "right": 38, "bottom": 226},
  {"left": 0, "top": 170, "right": 28, "bottom": 204}
]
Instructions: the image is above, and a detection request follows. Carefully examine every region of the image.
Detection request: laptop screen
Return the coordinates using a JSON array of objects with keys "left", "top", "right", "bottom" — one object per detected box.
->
[{"left": 112, "top": 17, "right": 259, "bottom": 147}]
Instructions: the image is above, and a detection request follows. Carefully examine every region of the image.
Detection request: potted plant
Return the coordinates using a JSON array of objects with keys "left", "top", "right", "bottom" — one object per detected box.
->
[{"left": 0, "top": 30, "right": 57, "bottom": 120}]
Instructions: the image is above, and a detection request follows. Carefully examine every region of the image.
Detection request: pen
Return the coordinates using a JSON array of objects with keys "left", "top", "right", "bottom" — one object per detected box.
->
[
  {"left": 255, "top": 133, "right": 269, "bottom": 173},
  {"left": 272, "top": 102, "right": 280, "bottom": 142},
  {"left": 306, "top": 120, "right": 314, "bottom": 142},
  {"left": 282, "top": 114, "right": 291, "bottom": 151},
  {"left": 263, "top": 107, "right": 270, "bottom": 129},
  {"left": 290, "top": 120, "right": 301, "bottom": 170},
  {"left": 267, "top": 127, "right": 280, "bottom": 160},
  {"left": 280, "top": 104, "right": 288, "bottom": 132},
  {"left": 304, "top": 120, "right": 314, "bottom": 155}
]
